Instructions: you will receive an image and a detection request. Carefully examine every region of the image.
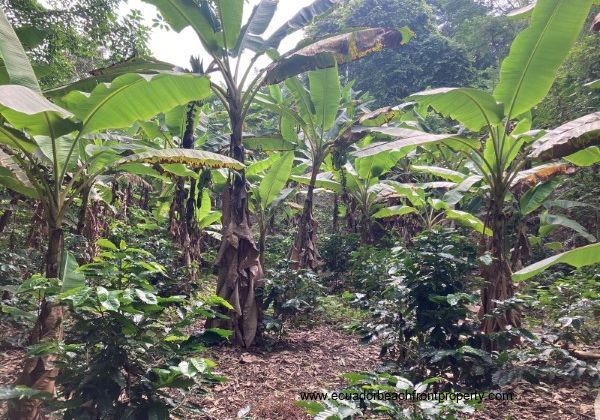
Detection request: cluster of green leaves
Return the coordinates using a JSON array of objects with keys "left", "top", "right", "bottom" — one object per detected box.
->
[{"left": 20, "top": 238, "right": 229, "bottom": 418}]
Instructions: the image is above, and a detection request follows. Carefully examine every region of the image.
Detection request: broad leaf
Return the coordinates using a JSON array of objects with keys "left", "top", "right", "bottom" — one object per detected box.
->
[
  {"left": 383, "top": 180, "right": 426, "bottom": 207},
  {"left": 529, "top": 112, "right": 600, "bottom": 162},
  {"left": 411, "top": 165, "right": 466, "bottom": 183},
  {"left": 0, "top": 149, "right": 37, "bottom": 197},
  {"left": 494, "top": 0, "right": 593, "bottom": 118},
  {"left": 308, "top": 66, "right": 340, "bottom": 132},
  {"left": 264, "top": 28, "right": 412, "bottom": 85},
  {"left": 513, "top": 243, "right": 600, "bottom": 281},
  {"left": 373, "top": 205, "right": 417, "bottom": 219},
  {"left": 264, "top": 0, "right": 339, "bottom": 50},
  {"left": 409, "top": 88, "right": 503, "bottom": 132},
  {"left": 45, "top": 57, "right": 176, "bottom": 97},
  {"left": 60, "top": 73, "right": 211, "bottom": 134},
  {"left": 352, "top": 127, "right": 462, "bottom": 158},
  {"left": 355, "top": 153, "right": 402, "bottom": 179},
  {"left": 0, "top": 9, "right": 40, "bottom": 92},
  {"left": 116, "top": 149, "right": 244, "bottom": 171},
  {"left": 445, "top": 209, "right": 491, "bottom": 236},
  {"left": 519, "top": 177, "right": 561, "bottom": 215},
  {"left": 541, "top": 212, "right": 596, "bottom": 242},
  {"left": 234, "top": 0, "right": 278, "bottom": 55},
  {"left": 142, "top": 0, "right": 220, "bottom": 52},
  {"left": 564, "top": 146, "right": 600, "bottom": 167},
  {"left": 60, "top": 252, "right": 85, "bottom": 292},
  {"left": 291, "top": 174, "right": 341, "bottom": 193},
  {"left": 258, "top": 151, "right": 294, "bottom": 208},
  {"left": 214, "top": 0, "right": 244, "bottom": 49}
]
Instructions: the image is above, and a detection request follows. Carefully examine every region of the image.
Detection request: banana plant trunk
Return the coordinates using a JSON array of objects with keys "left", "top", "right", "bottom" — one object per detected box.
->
[
  {"left": 479, "top": 197, "right": 522, "bottom": 351},
  {"left": 207, "top": 108, "right": 263, "bottom": 348},
  {"left": 289, "top": 165, "right": 322, "bottom": 270},
  {"left": 9, "top": 216, "right": 64, "bottom": 420}
]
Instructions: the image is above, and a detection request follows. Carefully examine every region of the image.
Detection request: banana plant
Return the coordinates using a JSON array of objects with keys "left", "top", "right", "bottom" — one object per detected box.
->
[
  {"left": 257, "top": 65, "right": 360, "bottom": 269},
  {"left": 349, "top": 0, "right": 600, "bottom": 350},
  {"left": 0, "top": 12, "right": 243, "bottom": 418},
  {"left": 247, "top": 152, "right": 295, "bottom": 266},
  {"left": 141, "top": 0, "right": 411, "bottom": 347}
]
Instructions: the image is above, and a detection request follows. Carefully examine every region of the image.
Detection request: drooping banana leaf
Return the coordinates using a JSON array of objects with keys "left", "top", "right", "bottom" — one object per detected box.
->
[
  {"left": 291, "top": 174, "right": 341, "bottom": 193},
  {"left": 0, "top": 148, "right": 37, "bottom": 197},
  {"left": 0, "top": 85, "right": 76, "bottom": 137},
  {"left": 540, "top": 212, "right": 596, "bottom": 242},
  {"left": 59, "top": 73, "right": 211, "bottom": 135},
  {"left": 519, "top": 177, "right": 561, "bottom": 215},
  {"left": 408, "top": 88, "right": 503, "bottom": 132},
  {"left": 445, "top": 209, "right": 492, "bottom": 236},
  {"left": 511, "top": 163, "right": 576, "bottom": 189},
  {"left": 115, "top": 149, "right": 244, "bottom": 171},
  {"left": 513, "top": 243, "right": 600, "bottom": 281},
  {"left": 45, "top": 57, "right": 177, "bottom": 98},
  {"left": 263, "top": 0, "right": 339, "bottom": 51},
  {"left": 373, "top": 205, "right": 417, "bottom": 219},
  {"left": 264, "top": 27, "right": 412, "bottom": 85},
  {"left": 410, "top": 165, "right": 467, "bottom": 183},
  {"left": 352, "top": 127, "right": 463, "bottom": 158},
  {"left": 529, "top": 112, "right": 600, "bottom": 162}
]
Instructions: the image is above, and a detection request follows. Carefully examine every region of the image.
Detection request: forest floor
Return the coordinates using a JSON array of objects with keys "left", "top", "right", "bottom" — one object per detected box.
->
[{"left": 0, "top": 322, "right": 597, "bottom": 419}]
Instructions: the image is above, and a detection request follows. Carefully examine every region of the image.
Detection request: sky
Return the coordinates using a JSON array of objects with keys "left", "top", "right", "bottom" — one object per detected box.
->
[{"left": 120, "top": 0, "right": 316, "bottom": 70}]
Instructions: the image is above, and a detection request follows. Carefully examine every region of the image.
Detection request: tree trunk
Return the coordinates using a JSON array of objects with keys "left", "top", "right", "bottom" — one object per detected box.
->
[
  {"left": 206, "top": 111, "right": 263, "bottom": 348},
  {"left": 479, "top": 198, "right": 522, "bottom": 351},
  {"left": 289, "top": 166, "right": 322, "bottom": 270},
  {"left": 9, "top": 220, "right": 64, "bottom": 420}
]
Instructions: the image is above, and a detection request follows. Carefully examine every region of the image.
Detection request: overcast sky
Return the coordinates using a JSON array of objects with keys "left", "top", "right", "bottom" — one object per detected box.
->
[{"left": 120, "top": 0, "right": 316, "bottom": 70}]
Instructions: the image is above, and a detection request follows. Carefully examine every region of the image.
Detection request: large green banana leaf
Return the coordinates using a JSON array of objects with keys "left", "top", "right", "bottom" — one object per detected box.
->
[
  {"left": 309, "top": 66, "right": 340, "bottom": 133},
  {"left": 351, "top": 127, "right": 463, "bottom": 158},
  {"left": 59, "top": 73, "right": 211, "bottom": 134},
  {"left": 493, "top": 0, "right": 593, "bottom": 119},
  {"left": 258, "top": 151, "right": 294, "bottom": 208},
  {"left": 513, "top": 243, "right": 600, "bottom": 281},
  {"left": 408, "top": 88, "right": 503, "bottom": 132},
  {"left": 214, "top": 0, "right": 244, "bottom": 49}
]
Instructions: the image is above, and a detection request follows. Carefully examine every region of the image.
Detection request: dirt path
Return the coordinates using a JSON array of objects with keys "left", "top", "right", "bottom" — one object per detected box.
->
[{"left": 192, "top": 325, "right": 381, "bottom": 419}]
